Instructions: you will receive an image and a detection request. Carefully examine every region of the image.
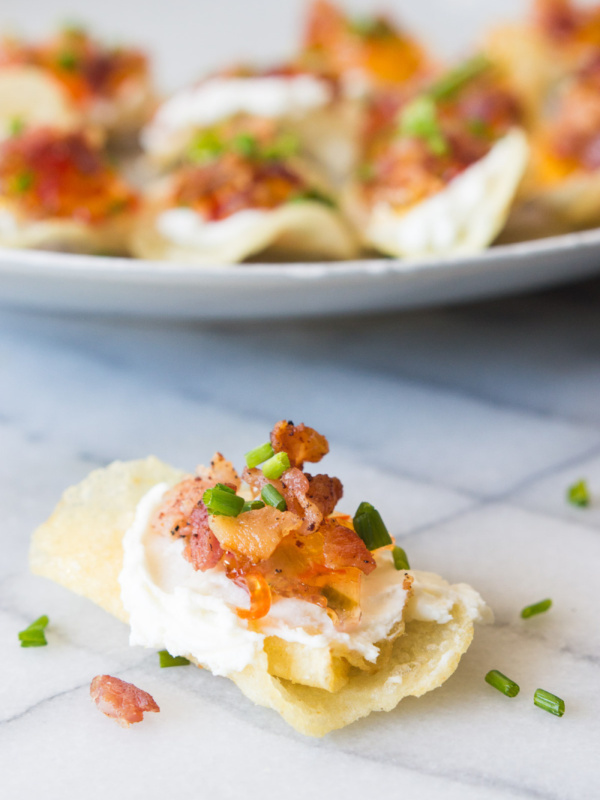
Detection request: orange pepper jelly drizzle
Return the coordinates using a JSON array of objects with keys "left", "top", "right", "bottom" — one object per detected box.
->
[
  {"left": 0, "top": 129, "right": 138, "bottom": 223},
  {"left": 0, "top": 29, "right": 148, "bottom": 106},
  {"left": 302, "top": 0, "right": 427, "bottom": 86},
  {"left": 170, "top": 153, "right": 307, "bottom": 222}
]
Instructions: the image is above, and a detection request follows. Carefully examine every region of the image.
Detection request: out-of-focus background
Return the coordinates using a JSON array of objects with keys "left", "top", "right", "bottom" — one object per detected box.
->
[{"left": 3, "top": 0, "right": 531, "bottom": 90}]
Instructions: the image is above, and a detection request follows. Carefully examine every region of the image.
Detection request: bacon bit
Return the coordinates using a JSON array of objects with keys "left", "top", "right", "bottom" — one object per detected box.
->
[
  {"left": 209, "top": 505, "right": 303, "bottom": 562},
  {"left": 0, "top": 128, "right": 137, "bottom": 224},
  {"left": 534, "top": 0, "right": 579, "bottom": 42},
  {"left": 150, "top": 476, "right": 211, "bottom": 538},
  {"left": 183, "top": 504, "right": 224, "bottom": 571},
  {"left": 270, "top": 420, "right": 330, "bottom": 469},
  {"left": 321, "top": 519, "right": 376, "bottom": 575},
  {"left": 306, "top": 473, "right": 343, "bottom": 517},
  {"left": 197, "top": 452, "right": 241, "bottom": 490},
  {"left": 90, "top": 675, "right": 159, "bottom": 727},
  {"left": 235, "top": 571, "right": 272, "bottom": 620}
]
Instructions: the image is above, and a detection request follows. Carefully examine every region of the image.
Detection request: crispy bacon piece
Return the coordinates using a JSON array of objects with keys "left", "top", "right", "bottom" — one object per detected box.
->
[
  {"left": 321, "top": 519, "right": 376, "bottom": 575},
  {"left": 306, "top": 473, "right": 343, "bottom": 518},
  {"left": 270, "top": 420, "right": 329, "bottom": 469},
  {"left": 197, "top": 452, "right": 241, "bottom": 489},
  {"left": 183, "top": 504, "right": 224, "bottom": 571},
  {"left": 534, "top": 0, "right": 579, "bottom": 41},
  {"left": 90, "top": 675, "right": 159, "bottom": 727}
]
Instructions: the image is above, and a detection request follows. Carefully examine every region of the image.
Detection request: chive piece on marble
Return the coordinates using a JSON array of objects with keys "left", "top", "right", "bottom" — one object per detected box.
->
[
  {"left": 484, "top": 669, "right": 520, "bottom": 698},
  {"left": 521, "top": 599, "right": 552, "bottom": 619},
  {"left": 18, "top": 615, "right": 49, "bottom": 648},
  {"left": 158, "top": 650, "right": 190, "bottom": 668},
  {"left": 534, "top": 688, "right": 565, "bottom": 717},
  {"left": 567, "top": 479, "right": 590, "bottom": 508}
]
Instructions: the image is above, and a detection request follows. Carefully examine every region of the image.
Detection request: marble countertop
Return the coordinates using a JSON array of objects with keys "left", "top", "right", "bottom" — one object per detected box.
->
[{"left": 2, "top": 279, "right": 600, "bottom": 800}]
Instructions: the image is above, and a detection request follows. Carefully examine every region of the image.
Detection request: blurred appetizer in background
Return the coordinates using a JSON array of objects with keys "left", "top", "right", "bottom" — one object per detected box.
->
[
  {"left": 344, "top": 57, "right": 529, "bottom": 257},
  {"left": 301, "top": 0, "right": 433, "bottom": 93},
  {"left": 133, "top": 121, "right": 358, "bottom": 263},
  {"left": 0, "top": 25, "right": 155, "bottom": 142},
  {"left": 0, "top": 126, "right": 138, "bottom": 252},
  {"left": 30, "top": 421, "right": 491, "bottom": 736}
]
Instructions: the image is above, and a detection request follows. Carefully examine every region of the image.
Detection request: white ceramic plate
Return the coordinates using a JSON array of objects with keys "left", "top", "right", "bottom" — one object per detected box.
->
[
  {"left": 2, "top": 0, "right": 600, "bottom": 319},
  {"left": 2, "top": 228, "right": 600, "bottom": 319}
]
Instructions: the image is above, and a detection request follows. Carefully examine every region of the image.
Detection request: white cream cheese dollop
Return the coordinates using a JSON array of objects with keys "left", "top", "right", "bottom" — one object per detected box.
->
[
  {"left": 142, "top": 75, "right": 333, "bottom": 157},
  {"left": 156, "top": 208, "right": 270, "bottom": 250},
  {"left": 120, "top": 483, "right": 491, "bottom": 677}
]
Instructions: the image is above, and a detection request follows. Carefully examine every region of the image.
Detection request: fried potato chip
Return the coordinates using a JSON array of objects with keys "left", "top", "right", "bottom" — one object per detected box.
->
[{"left": 30, "top": 458, "right": 479, "bottom": 736}]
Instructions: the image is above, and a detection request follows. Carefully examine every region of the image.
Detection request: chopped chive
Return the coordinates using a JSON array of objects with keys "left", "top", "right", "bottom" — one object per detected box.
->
[
  {"left": 261, "top": 484, "right": 287, "bottom": 511},
  {"left": 262, "top": 132, "right": 300, "bottom": 160},
  {"left": 12, "top": 171, "right": 34, "bottom": 193},
  {"left": 485, "top": 669, "right": 520, "bottom": 698},
  {"left": 242, "top": 499, "right": 266, "bottom": 513},
  {"left": 392, "top": 545, "right": 410, "bottom": 570},
  {"left": 187, "top": 129, "right": 224, "bottom": 163},
  {"left": 567, "top": 479, "right": 590, "bottom": 508},
  {"left": 18, "top": 615, "right": 49, "bottom": 648},
  {"left": 262, "top": 452, "right": 291, "bottom": 480},
  {"left": 245, "top": 442, "right": 275, "bottom": 469},
  {"left": 353, "top": 502, "right": 393, "bottom": 550},
  {"left": 232, "top": 132, "right": 259, "bottom": 158},
  {"left": 348, "top": 16, "right": 393, "bottom": 38},
  {"left": 428, "top": 55, "right": 491, "bottom": 101},
  {"left": 214, "top": 482, "right": 235, "bottom": 494},
  {"left": 289, "top": 188, "right": 337, "bottom": 208},
  {"left": 158, "top": 650, "right": 190, "bottom": 668},
  {"left": 202, "top": 486, "right": 245, "bottom": 517},
  {"left": 521, "top": 599, "right": 552, "bottom": 619},
  {"left": 398, "top": 95, "right": 448, "bottom": 156},
  {"left": 534, "top": 688, "right": 565, "bottom": 717},
  {"left": 56, "top": 51, "right": 78, "bottom": 71},
  {"left": 8, "top": 117, "right": 24, "bottom": 136}
]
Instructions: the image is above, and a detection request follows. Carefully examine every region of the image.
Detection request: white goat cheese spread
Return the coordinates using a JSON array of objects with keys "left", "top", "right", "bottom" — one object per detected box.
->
[{"left": 119, "top": 482, "right": 491, "bottom": 677}]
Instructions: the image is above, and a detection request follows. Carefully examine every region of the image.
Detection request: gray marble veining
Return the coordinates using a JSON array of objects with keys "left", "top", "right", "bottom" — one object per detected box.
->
[{"left": 2, "top": 278, "right": 600, "bottom": 800}]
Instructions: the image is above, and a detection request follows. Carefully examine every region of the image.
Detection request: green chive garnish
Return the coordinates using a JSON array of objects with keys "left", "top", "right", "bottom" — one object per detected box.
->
[
  {"left": 392, "top": 546, "right": 410, "bottom": 571},
  {"left": 158, "top": 650, "right": 190, "bottom": 668},
  {"left": 428, "top": 55, "right": 491, "bottom": 101},
  {"left": 245, "top": 442, "right": 275, "bottom": 469},
  {"left": 214, "top": 482, "right": 235, "bottom": 494},
  {"left": 57, "top": 51, "right": 78, "bottom": 71},
  {"left": 353, "top": 502, "right": 393, "bottom": 550},
  {"left": 18, "top": 615, "right": 49, "bottom": 648},
  {"left": 289, "top": 188, "right": 337, "bottom": 208},
  {"left": 187, "top": 129, "right": 225, "bottom": 163},
  {"left": 399, "top": 95, "right": 448, "bottom": 156},
  {"left": 242, "top": 499, "right": 266, "bottom": 513},
  {"left": 348, "top": 16, "right": 393, "bottom": 39},
  {"left": 12, "top": 171, "right": 34, "bottom": 193},
  {"left": 233, "top": 133, "right": 259, "bottom": 158},
  {"left": 262, "top": 452, "right": 291, "bottom": 480},
  {"left": 261, "top": 484, "right": 287, "bottom": 511},
  {"left": 567, "top": 479, "right": 590, "bottom": 508},
  {"left": 8, "top": 117, "right": 24, "bottom": 137},
  {"left": 485, "top": 669, "right": 520, "bottom": 698},
  {"left": 263, "top": 132, "right": 300, "bottom": 160},
  {"left": 202, "top": 486, "right": 245, "bottom": 517},
  {"left": 534, "top": 688, "right": 565, "bottom": 717},
  {"left": 521, "top": 599, "right": 552, "bottom": 619}
]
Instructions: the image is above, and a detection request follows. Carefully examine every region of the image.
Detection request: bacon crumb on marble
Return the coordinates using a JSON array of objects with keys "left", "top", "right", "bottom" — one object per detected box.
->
[{"left": 90, "top": 675, "right": 159, "bottom": 727}]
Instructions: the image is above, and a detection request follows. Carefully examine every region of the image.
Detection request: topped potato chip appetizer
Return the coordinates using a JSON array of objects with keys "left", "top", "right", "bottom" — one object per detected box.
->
[{"left": 30, "top": 420, "right": 491, "bottom": 736}]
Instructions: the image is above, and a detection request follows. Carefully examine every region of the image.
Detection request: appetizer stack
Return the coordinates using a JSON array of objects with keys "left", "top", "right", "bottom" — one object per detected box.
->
[{"left": 1, "top": 0, "right": 600, "bottom": 263}]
